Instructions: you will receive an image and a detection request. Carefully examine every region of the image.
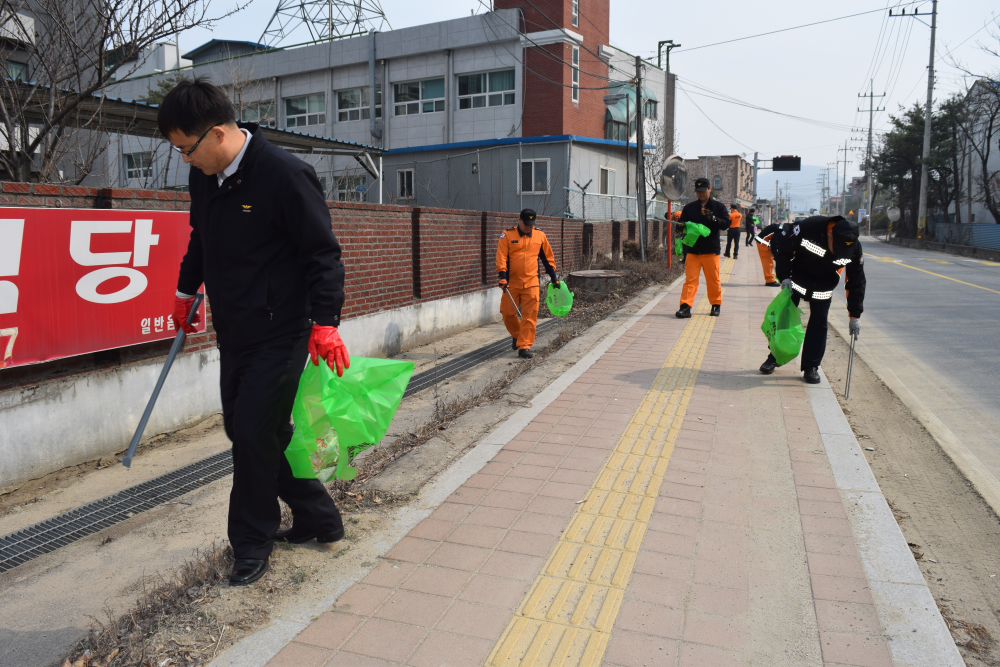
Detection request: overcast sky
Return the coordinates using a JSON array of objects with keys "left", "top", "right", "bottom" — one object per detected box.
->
[{"left": 178, "top": 0, "right": 999, "bottom": 206}]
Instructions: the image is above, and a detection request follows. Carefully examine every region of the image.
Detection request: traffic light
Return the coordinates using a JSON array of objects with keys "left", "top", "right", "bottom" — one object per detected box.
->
[{"left": 772, "top": 156, "right": 801, "bottom": 171}]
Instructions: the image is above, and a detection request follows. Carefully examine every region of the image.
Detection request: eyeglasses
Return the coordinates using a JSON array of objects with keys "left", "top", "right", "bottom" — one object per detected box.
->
[{"left": 171, "top": 126, "right": 214, "bottom": 156}]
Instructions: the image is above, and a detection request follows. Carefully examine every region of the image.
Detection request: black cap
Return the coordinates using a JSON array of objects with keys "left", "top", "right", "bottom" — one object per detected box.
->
[
  {"left": 520, "top": 208, "right": 537, "bottom": 224},
  {"left": 830, "top": 217, "right": 859, "bottom": 259},
  {"left": 694, "top": 177, "right": 710, "bottom": 192}
]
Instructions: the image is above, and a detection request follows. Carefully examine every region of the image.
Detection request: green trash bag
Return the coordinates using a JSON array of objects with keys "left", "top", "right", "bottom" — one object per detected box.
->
[
  {"left": 546, "top": 281, "right": 574, "bottom": 318},
  {"left": 760, "top": 287, "right": 805, "bottom": 366},
  {"left": 286, "top": 356, "right": 415, "bottom": 482},
  {"left": 680, "top": 222, "right": 711, "bottom": 247},
  {"left": 674, "top": 238, "right": 683, "bottom": 256}
]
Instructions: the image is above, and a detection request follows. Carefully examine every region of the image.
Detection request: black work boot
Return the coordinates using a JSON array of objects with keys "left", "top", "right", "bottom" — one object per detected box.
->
[
  {"left": 803, "top": 367, "right": 821, "bottom": 384},
  {"left": 512, "top": 337, "right": 518, "bottom": 351},
  {"left": 765, "top": 281, "right": 780, "bottom": 287},
  {"left": 759, "top": 355, "right": 777, "bottom": 375},
  {"left": 710, "top": 304, "right": 721, "bottom": 317},
  {"left": 675, "top": 304, "right": 692, "bottom": 319},
  {"left": 518, "top": 348, "right": 534, "bottom": 359}
]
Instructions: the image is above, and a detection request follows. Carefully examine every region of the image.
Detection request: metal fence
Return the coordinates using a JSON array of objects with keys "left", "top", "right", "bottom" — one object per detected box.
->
[
  {"left": 930, "top": 223, "right": 1000, "bottom": 250},
  {"left": 565, "top": 188, "right": 672, "bottom": 222}
]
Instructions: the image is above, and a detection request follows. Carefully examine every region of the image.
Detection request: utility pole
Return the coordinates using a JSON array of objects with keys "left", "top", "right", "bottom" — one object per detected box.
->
[
  {"left": 859, "top": 80, "right": 885, "bottom": 235},
  {"left": 890, "top": 0, "right": 936, "bottom": 238},
  {"left": 752, "top": 151, "right": 759, "bottom": 206},
  {"left": 634, "top": 55, "right": 648, "bottom": 261},
  {"left": 837, "top": 141, "right": 850, "bottom": 216}
]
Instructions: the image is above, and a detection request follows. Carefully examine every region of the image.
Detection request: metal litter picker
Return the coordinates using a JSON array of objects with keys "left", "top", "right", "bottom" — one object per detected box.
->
[
  {"left": 502, "top": 285, "right": 522, "bottom": 319},
  {"left": 844, "top": 331, "right": 858, "bottom": 399},
  {"left": 122, "top": 293, "right": 204, "bottom": 468}
]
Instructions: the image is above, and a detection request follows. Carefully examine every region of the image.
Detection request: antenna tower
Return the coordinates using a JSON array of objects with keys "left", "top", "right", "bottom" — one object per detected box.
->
[{"left": 260, "top": 0, "right": 391, "bottom": 47}]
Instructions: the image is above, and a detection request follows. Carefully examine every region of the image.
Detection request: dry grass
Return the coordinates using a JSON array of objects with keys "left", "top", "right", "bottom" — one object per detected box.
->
[
  {"left": 62, "top": 258, "right": 680, "bottom": 667},
  {"left": 941, "top": 604, "right": 999, "bottom": 665}
]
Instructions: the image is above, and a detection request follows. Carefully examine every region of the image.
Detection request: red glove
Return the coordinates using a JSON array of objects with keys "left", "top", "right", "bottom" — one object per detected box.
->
[
  {"left": 170, "top": 296, "right": 201, "bottom": 335},
  {"left": 309, "top": 325, "right": 350, "bottom": 377}
]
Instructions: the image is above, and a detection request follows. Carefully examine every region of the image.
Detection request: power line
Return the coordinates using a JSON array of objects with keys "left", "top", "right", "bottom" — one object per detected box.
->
[
  {"left": 676, "top": 85, "right": 756, "bottom": 152},
  {"left": 672, "top": 2, "right": 923, "bottom": 53}
]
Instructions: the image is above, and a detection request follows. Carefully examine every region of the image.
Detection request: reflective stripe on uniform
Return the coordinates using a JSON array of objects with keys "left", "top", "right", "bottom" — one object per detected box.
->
[
  {"left": 790, "top": 281, "right": 807, "bottom": 295},
  {"left": 811, "top": 290, "right": 833, "bottom": 299},
  {"left": 833, "top": 258, "right": 852, "bottom": 266},
  {"left": 801, "top": 239, "right": 827, "bottom": 257}
]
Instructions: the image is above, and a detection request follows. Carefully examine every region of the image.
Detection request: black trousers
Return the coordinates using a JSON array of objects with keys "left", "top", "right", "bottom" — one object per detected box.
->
[
  {"left": 745, "top": 228, "right": 755, "bottom": 246},
  {"left": 725, "top": 229, "right": 741, "bottom": 256},
  {"left": 220, "top": 332, "right": 343, "bottom": 559},
  {"left": 769, "top": 293, "right": 831, "bottom": 371}
]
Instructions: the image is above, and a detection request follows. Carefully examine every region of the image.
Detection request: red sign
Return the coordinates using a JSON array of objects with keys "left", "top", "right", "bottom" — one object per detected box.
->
[{"left": 0, "top": 208, "right": 205, "bottom": 368}]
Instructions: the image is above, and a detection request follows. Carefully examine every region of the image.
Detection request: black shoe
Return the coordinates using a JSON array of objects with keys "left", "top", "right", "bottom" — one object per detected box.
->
[
  {"left": 511, "top": 337, "right": 518, "bottom": 351},
  {"left": 733, "top": 255, "right": 738, "bottom": 259},
  {"left": 803, "top": 367, "right": 821, "bottom": 384},
  {"left": 675, "top": 304, "right": 692, "bottom": 318},
  {"left": 518, "top": 348, "right": 534, "bottom": 359},
  {"left": 723, "top": 253, "right": 731, "bottom": 258},
  {"left": 230, "top": 557, "right": 269, "bottom": 586},
  {"left": 710, "top": 305, "right": 721, "bottom": 317},
  {"left": 759, "top": 357, "right": 777, "bottom": 375},
  {"left": 765, "top": 281, "right": 780, "bottom": 287},
  {"left": 276, "top": 525, "right": 345, "bottom": 545}
]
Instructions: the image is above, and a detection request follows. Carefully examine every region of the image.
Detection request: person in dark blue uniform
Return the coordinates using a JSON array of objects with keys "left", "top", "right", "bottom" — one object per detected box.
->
[{"left": 759, "top": 216, "right": 866, "bottom": 384}]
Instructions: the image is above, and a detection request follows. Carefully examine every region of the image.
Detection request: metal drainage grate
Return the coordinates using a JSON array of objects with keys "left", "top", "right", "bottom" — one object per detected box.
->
[
  {"left": 0, "top": 450, "right": 234, "bottom": 574},
  {"left": 0, "top": 322, "right": 558, "bottom": 573},
  {"left": 404, "top": 319, "right": 556, "bottom": 398}
]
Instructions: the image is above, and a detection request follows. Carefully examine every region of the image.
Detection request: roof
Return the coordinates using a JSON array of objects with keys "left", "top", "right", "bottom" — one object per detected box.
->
[
  {"left": 383, "top": 134, "right": 655, "bottom": 156},
  {"left": 6, "top": 83, "right": 381, "bottom": 155},
  {"left": 182, "top": 40, "right": 276, "bottom": 61}
]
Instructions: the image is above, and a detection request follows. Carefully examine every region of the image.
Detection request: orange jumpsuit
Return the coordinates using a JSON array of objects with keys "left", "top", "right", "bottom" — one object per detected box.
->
[
  {"left": 755, "top": 229, "right": 776, "bottom": 283},
  {"left": 496, "top": 226, "right": 557, "bottom": 350}
]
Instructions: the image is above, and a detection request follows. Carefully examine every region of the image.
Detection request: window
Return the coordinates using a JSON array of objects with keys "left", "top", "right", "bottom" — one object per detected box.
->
[
  {"left": 338, "top": 175, "right": 368, "bottom": 202},
  {"left": 124, "top": 152, "right": 153, "bottom": 181},
  {"left": 337, "top": 86, "right": 382, "bottom": 122},
  {"left": 519, "top": 159, "right": 549, "bottom": 194},
  {"left": 643, "top": 99, "right": 657, "bottom": 120},
  {"left": 394, "top": 78, "right": 444, "bottom": 116},
  {"left": 398, "top": 169, "right": 414, "bottom": 198},
  {"left": 4, "top": 61, "right": 26, "bottom": 81},
  {"left": 713, "top": 175, "right": 722, "bottom": 190},
  {"left": 572, "top": 0, "right": 579, "bottom": 27},
  {"left": 240, "top": 99, "right": 275, "bottom": 126},
  {"left": 285, "top": 94, "right": 325, "bottom": 127},
  {"left": 458, "top": 70, "right": 516, "bottom": 109},
  {"left": 599, "top": 167, "right": 615, "bottom": 195},
  {"left": 571, "top": 47, "right": 579, "bottom": 102}
]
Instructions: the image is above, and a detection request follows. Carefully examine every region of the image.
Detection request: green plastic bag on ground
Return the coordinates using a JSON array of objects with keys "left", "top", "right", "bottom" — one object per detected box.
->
[
  {"left": 546, "top": 281, "right": 574, "bottom": 318},
  {"left": 286, "top": 356, "right": 415, "bottom": 482},
  {"left": 760, "top": 287, "right": 805, "bottom": 366}
]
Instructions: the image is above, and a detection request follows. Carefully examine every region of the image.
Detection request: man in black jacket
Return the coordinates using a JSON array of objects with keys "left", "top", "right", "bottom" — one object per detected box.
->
[
  {"left": 759, "top": 216, "right": 866, "bottom": 383},
  {"left": 160, "top": 78, "right": 349, "bottom": 586},
  {"left": 675, "top": 177, "right": 731, "bottom": 318}
]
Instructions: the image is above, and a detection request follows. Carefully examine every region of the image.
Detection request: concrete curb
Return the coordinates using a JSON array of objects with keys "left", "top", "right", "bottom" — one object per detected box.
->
[
  {"left": 826, "top": 310, "right": 1000, "bottom": 520},
  {"left": 807, "top": 370, "right": 963, "bottom": 666},
  {"left": 209, "top": 278, "right": 680, "bottom": 667}
]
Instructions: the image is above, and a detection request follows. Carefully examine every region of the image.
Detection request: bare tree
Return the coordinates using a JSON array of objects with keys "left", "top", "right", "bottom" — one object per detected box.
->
[
  {"left": 642, "top": 116, "right": 680, "bottom": 198},
  {"left": 0, "top": 0, "right": 242, "bottom": 184}
]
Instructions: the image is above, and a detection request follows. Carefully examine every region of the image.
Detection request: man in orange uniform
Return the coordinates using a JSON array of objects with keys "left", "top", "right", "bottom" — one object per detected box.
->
[
  {"left": 674, "top": 177, "right": 730, "bottom": 318},
  {"left": 753, "top": 223, "right": 781, "bottom": 286},
  {"left": 725, "top": 206, "right": 742, "bottom": 259},
  {"left": 496, "top": 209, "right": 558, "bottom": 358}
]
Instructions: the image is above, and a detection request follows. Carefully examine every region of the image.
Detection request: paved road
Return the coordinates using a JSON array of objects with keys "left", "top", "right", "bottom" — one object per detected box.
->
[{"left": 830, "top": 238, "right": 1000, "bottom": 479}]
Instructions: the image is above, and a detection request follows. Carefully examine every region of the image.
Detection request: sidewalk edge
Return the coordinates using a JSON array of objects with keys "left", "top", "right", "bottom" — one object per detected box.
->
[
  {"left": 209, "top": 278, "right": 679, "bottom": 667},
  {"left": 807, "top": 372, "right": 963, "bottom": 666}
]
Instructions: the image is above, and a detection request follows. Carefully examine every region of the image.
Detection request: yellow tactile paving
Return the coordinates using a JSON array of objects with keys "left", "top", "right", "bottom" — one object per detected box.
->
[{"left": 486, "top": 259, "right": 733, "bottom": 666}]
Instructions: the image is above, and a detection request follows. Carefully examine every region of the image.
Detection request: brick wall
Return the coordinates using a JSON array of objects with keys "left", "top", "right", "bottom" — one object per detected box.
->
[
  {"left": 1, "top": 183, "right": 613, "bottom": 390},
  {"left": 499, "top": 0, "right": 609, "bottom": 140}
]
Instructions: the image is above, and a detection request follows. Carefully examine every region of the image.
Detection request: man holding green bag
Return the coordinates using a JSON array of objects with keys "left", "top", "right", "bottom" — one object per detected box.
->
[
  {"left": 759, "top": 216, "right": 866, "bottom": 383},
  {"left": 160, "top": 79, "right": 349, "bottom": 586},
  {"left": 675, "top": 177, "right": 731, "bottom": 318}
]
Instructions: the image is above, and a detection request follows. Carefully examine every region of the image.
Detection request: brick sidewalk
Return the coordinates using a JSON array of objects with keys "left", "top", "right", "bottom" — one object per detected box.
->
[{"left": 263, "top": 253, "right": 910, "bottom": 667}]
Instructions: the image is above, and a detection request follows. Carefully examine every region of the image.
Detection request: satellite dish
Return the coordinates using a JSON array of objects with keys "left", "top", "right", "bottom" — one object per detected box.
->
[
  {"left": 887, "top": 206, "right": 901, "bottom": 222},
  {"left": 659, "top": 155, "right": 687, "bottom": 202}
]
